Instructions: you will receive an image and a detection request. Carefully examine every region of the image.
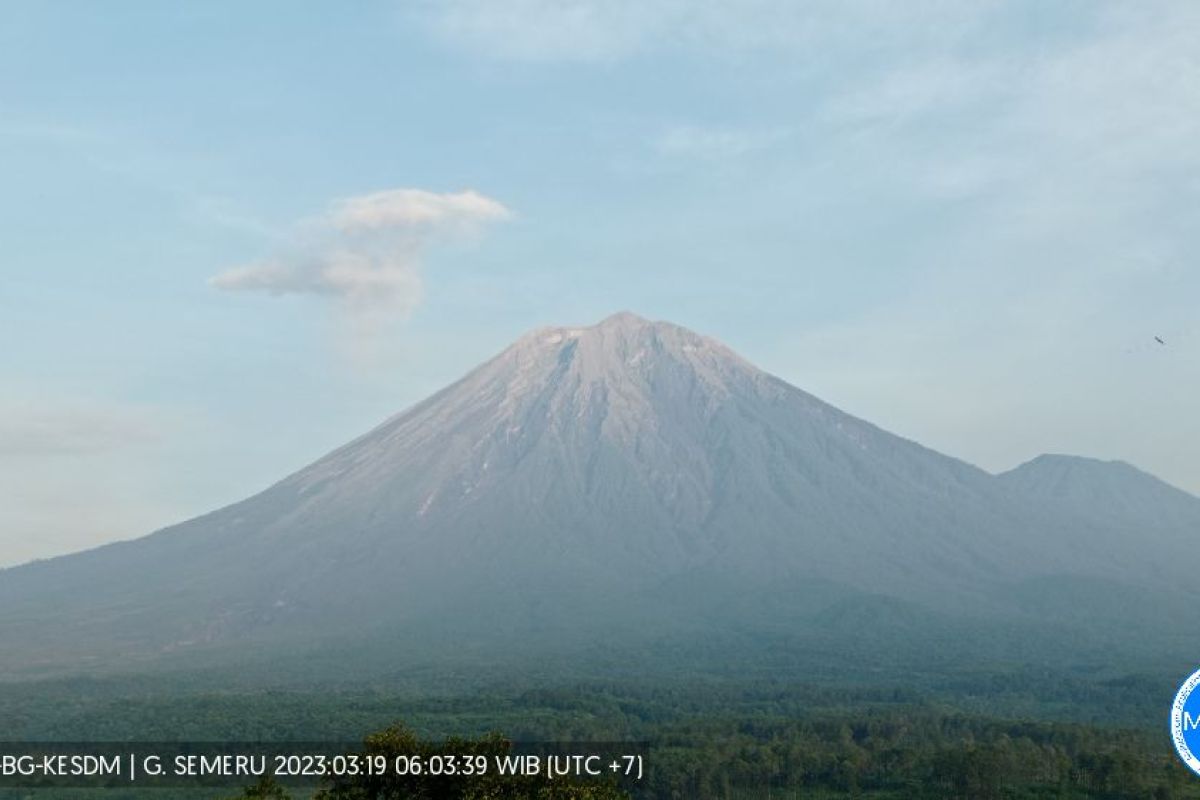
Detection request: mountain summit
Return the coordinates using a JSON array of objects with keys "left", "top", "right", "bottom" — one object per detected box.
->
[{"left": 1, "top": 313, "right": 1197, "bottom": 676}]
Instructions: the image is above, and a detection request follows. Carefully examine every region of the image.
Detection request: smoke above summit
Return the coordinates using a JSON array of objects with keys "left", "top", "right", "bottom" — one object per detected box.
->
[{"left": 209, "top": 188, "right": 511, "bottom": 317}]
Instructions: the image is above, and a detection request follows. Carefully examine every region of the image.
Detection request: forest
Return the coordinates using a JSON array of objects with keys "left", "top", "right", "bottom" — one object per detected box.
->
[{"left": 1, "top": 660, "right": 1196, "bottom": 799}]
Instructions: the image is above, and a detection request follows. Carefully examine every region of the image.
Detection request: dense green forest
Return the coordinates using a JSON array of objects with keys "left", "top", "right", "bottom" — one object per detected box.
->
[{"left": 1, "top": 661, "right": 1197, "bottom": 799}]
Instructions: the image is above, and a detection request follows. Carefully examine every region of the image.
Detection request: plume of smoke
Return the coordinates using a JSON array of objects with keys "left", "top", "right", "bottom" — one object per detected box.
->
[{"left": 210, "top": 188, "right": 511, "bottom": 320}]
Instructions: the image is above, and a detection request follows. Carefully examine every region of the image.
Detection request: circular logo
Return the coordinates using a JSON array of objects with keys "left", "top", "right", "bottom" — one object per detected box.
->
[{"left": 1172, "top": 667, "right": 1200, "bottom": 776}]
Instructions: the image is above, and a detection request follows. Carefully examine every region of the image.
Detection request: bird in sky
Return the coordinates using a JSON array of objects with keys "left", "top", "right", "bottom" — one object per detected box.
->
[{"left": 1155, "top": 336, "right": 1166, "bottom": 345}]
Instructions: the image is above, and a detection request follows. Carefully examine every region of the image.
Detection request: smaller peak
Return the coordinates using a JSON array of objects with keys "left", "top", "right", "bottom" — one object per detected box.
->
[
  {"left": 1000, "top": 453, "right": 1197, "bottom": 502},
  {"left": 1022, "top": 454, "right": 1132, "bottom": 470},
  {"left": 1000, "top": 454, "right": 1147, "bottom": 484}
]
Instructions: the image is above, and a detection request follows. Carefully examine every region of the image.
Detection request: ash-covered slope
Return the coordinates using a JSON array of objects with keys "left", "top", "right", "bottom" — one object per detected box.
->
[{"left": 1, "top": 313, "right": 1196, "bottom": 674}]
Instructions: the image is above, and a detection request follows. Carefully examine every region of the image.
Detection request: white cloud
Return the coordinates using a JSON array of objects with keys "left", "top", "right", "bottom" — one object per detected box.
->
[
  {"left": 331, "top": 188, "right": 511, "bottom": 232},
  {"left": 209, "top": 188, "right": 511, "bottom": 318}
]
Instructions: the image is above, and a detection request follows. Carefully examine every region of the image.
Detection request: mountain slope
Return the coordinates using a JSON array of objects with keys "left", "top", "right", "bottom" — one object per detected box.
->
[
  {"left": 1, "top": 313, "right": 1196, "bottom": 676},
  {"left": 999, "top": 453, "right": 1200, "bottom": 529}
]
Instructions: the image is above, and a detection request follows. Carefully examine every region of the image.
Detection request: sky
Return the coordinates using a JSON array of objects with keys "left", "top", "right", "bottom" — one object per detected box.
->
[{"left": 1, "top": 0, "right": 1198, "bottom": 567}]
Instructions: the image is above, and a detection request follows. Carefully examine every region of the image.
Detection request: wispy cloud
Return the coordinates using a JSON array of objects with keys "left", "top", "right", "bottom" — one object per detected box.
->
[
  {"left": 413, "top": 0, "right": 680, "bottom": 62},
  {"left": 0, "top": 403, "right": 161, "bottom": 457},
  {"left": 0, "top": 400, "right": 193, "bottom": 567},
  {"left": 330, "top": 188, "right": 510, "bottom": 232},
  {"left": 413, "top": 0, "right": 993, "bottom": 63},
  {"left": 764, "top": 2, "right": 1200, "bottom": 491},
  {"left": 654, "top": 125, "right": 789, "bottom": 161},
  {"left": 210, "top": 188, "right": 512, "bottom": 318}
]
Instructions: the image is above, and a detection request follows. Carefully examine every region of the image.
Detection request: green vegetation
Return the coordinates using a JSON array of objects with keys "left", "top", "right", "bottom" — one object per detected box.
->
[{"left": 2, "top": 661, "right": 1198, "bottom": 799}]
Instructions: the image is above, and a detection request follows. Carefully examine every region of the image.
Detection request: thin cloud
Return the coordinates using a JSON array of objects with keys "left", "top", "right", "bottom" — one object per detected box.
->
[
  {"left": 0, "top": 401, "right": 194, "bottom": 567},
  {"left": 415, "top": 0, "right": 679, "bottom": 62},
  {"left": 0, "top": 405, "right": 160, "bottom": 457},
  {"left": 779, "top": 5, "right": 1200, "bottom": 491},
  {"left": 654, "top": 125, "right": 789, "bottom": 161},
  {"left": 331, "top": 188, "right": 510, "bottom": 231},
  {"left": 413, "top": 0, "right": 993, "bottom": 63},
  {"left": 209, "top": 188, "right": 511, "bottom": 318}
]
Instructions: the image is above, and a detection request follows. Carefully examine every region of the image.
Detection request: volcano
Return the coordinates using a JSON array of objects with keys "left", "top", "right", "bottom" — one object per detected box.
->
[{"left": 2, "top": 312, "right": 1197, "bottom": 677}]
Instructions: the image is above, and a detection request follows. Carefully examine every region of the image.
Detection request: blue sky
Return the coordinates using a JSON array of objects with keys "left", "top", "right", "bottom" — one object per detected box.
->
[{"left": 2, "top": 0, "right": 1198, "bottom": 565}]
